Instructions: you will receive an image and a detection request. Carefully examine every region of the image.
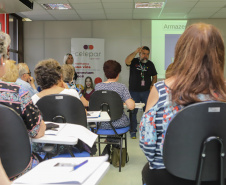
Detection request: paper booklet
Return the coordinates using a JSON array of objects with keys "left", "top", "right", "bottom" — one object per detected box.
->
[
  {"left": 87, "top": 111, "right": 101, "bottom": 118},
  {"left": 44, "top": 122, "right": 97, "bottom": 148},
  {"left": 13, "top": 155, "right": 109, "bottom": 184},
  {"left": 45, "top": 122, "right": 66, "bottom": 135}
]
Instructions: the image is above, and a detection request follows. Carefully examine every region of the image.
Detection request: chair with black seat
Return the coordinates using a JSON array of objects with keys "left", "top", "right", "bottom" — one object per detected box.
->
[
  {"left": 0, "top": 104, "right": 32, "bottom": 180},
  {"left": 36, "top": 94, "right": 89, "bottom": 159},
  {"left": 89, "top": 90, "right": 129, "bottom": 172},
  {"left": 36, "top": 94, "right": 87, "bottom": 126},
  {"left": 163, "top": 101, "right": 226, "bottom": 185}
]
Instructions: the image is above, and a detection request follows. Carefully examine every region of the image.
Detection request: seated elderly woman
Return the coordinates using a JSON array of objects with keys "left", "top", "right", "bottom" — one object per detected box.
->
[
  {"left": 0, "top": 32, "right": 45, "bottom": 180},
  {"left": 61, "top": 64, "right": 88, "bottom": 107},
  {"left": 31, "top": 59, "right": 80, "bottom": 104},
  {"left": 95, "top": 60, "right": 135, "bottom": 147},
  {"left": 31, "top": 58, "right": 94, "bottom": 155},
  {"left": 140, "top": 23, "right": 226, "bottom": 185}
]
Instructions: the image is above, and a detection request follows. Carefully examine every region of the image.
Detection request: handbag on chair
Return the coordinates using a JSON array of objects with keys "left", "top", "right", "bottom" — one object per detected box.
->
[{"left": 111, "top": 147, "right": 129, "bottom": 168}]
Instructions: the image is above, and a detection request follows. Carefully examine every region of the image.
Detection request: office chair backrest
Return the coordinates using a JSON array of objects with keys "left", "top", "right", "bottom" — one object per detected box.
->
[
  {"left": 163, "top": 101, "right": 226, "bottom": 181},
  {"left": 89, "top": 90, "right": 123, "bottom": 121},
  {"left": 36, "top": 94, "right": 87, "bottom": 127},
  {"left": 0, "top": 104, "right": 31, "bottom": 178}
]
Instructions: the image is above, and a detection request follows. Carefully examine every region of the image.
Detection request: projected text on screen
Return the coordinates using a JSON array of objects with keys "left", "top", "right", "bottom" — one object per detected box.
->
[{"left": 151, "top": 20, "right": 187, "bottom": 79}]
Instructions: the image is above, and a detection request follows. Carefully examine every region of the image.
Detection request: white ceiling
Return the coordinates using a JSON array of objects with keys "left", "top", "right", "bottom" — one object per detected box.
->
[
  {"left": 0, "top": 0, "right": 32, "bottom": 13},
  {"left": 12, "top": 0, "right": 226, "bottom": 21}
]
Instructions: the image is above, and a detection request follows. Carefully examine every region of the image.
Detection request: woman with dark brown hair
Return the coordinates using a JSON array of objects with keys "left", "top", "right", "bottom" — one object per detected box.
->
[
  {"left": 82, "top": 76, "right": 95, "bottom": 101},
  {"left": 95, "top": 60, "right": 135, "bottom": 129},
  {"left": 140, "top": 23, "right": 226, "bottom": 185}
]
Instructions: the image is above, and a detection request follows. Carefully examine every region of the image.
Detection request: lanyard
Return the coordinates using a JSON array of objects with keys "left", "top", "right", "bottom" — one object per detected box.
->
[{"left": 139, "top": 62, "right": 146, "bottom": 79}]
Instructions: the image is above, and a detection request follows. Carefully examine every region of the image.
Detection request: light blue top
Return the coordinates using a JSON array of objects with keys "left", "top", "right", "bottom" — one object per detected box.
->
[
  {"left": 16, "top": 78, "right": 38, "bottom": 97},
  {"left": 66, "top": 83, "right": 82, "bottom": 98}
]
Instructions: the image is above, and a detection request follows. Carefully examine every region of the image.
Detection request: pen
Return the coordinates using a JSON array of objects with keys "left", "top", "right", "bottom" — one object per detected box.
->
[{"left": 73, "top": 160, "right": 88, "bottom": 171}]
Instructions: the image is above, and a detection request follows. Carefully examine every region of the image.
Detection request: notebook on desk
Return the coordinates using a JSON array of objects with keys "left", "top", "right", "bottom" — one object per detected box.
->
[
  {"left": 13, "top": 155, "right": 109, "bottom": 184},
  {"left": 45, "top": 122, "right": 66, "bottom": 135},
  {"left": 43, "top": 123, "right": 98, "bottom": 148},
  {"left": 87, "top": 111, "right": 101, "bottom": 118}
]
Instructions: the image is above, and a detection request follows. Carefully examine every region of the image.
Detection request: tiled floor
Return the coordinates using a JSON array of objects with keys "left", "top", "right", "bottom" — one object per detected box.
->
[{"left": 99, "top": 111, "right": 147, "bottom": 185}]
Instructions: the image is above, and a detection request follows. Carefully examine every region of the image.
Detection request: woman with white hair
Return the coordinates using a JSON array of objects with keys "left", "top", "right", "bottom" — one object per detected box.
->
[
  {"left": 63, "top": 53, "right": 74, "bottom": 64},
  {"left": 0, "top": 31, "right": 46, "bottom": 180}
]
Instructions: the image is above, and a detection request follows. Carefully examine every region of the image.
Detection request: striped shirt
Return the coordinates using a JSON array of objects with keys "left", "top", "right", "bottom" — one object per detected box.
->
[{"left": 139, "top": 80, "right": 183, "bottom": 169}]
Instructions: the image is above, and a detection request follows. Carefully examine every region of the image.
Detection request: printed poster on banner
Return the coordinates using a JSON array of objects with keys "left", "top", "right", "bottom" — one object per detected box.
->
[{"left": 71, "top": 38, "right": 105, "bottom": 91}]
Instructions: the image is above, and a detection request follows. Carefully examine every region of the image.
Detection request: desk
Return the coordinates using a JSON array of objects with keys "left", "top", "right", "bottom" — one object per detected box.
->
[
  {"left": 31, "top": 135, "right": 78, "bottom": 145},
  {"left": 32, "top": 123, "right": 97, "bottom": 148},
  {"left": 124, "top": 103, "right": 145, "bottom": 109},
  {"left": 134, "top": 103, "right": 145, "bottom": 109},
  {"left": 13, "top": 156, "right": 110, "bottom": 185},
  {"left": 87, "top": 111, "right": 110, "bottom": 122},
  {"left": 32, "top": 124, "right": 78, "bottom": 145},
  {"left": 83, "top": 162, "right": 110, "bottom": 185}
]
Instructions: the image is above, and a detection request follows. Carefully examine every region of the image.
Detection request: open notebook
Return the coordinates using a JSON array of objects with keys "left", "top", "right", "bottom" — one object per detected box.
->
[
  {"left": 87, "top": 111, "right": 101, "bottom": 118},
  {"left": 13, "top": 155, "right": 109, "bottom": 184}
]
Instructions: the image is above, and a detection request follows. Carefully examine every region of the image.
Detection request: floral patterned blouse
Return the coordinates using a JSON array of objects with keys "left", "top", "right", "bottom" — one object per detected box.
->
[
  {"left": 139, "top": 81, "right": 184, "bottom": 169},
  {"left": 0, "top": 81, "right": 42, "bottom": 138},
  {"left": 95, "top": 82, "right": 131, "bottom": 129},
  {"left": 139, "top": 80, "right": 215, "bottom": 170}
]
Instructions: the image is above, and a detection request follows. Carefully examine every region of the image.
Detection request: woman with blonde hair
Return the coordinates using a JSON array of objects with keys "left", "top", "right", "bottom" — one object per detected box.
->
[
  {"left": 140, "top": 23, "right": 226, "bottom": 185},
  {"left": 63, "top": 53, "right": 77, "bottom": 81},
  {"left": 62, "top": 64, "right": 88, "bottom": 107},
  {"left": 0, "top": 60, "right": 18, "bottom": 82}
]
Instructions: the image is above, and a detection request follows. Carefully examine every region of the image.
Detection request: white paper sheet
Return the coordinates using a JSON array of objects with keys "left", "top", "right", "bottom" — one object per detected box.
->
[
  {"left": 43, "top": 123, "right": 97, "bottom": 147},
  {"left": 57, "top": 124, "right": 97, "bottom": 147},
  {"left": 87, "top": 111, "right": 101, "bottom": 118},
  {"left": 13, "top": 156, "right": 108, "bottom": 184}
]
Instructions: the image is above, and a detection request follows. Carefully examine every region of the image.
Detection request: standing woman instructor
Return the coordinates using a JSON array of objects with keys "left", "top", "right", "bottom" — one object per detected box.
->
[{"left": 63, "top": 53, "right": 78, "bottom": 82}]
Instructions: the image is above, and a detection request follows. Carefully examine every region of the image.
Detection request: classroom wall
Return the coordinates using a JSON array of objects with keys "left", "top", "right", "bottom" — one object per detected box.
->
[
  {"left": 24, "top": 20, "right": 151, "bottom": 87},
  {"left": 24, "top": 19, "right": 226, "bottom": 88}
]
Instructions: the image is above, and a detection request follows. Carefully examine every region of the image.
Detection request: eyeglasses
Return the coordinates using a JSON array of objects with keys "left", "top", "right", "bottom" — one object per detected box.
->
[{"left": 24, "top": 71, "right": 31, "bottom": 76}]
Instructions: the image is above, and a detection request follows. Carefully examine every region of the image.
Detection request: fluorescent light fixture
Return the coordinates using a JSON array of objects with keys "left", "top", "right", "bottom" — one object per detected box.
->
[
  {"left": 22, "top": 18, "right": 32, "bottom": 21},
  {"left": 41, "top": 4, "right": 72, "bottom": 10},
  {"left": 135, "top": 2, "right": 164, "bottom": 8},
  {"left": 9, "top": 18, "right": 14, "bottom": 22}
]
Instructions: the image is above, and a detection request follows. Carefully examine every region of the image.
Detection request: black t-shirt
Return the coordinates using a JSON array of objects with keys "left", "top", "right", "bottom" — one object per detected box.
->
[{"left": 128, "top": 58, "right": 157, "bottom": 92}]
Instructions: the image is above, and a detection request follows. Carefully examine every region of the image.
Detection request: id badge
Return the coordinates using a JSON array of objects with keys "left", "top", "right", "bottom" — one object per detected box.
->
[{"left": 141, "top": 79, "right": 145, "bottom": 86}]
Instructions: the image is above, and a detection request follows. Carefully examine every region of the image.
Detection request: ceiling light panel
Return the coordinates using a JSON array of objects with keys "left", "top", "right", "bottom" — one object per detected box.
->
[
  {"left": 135, "top": 2, "right": 164, "bottom": 8},
  {"left": 41, "top": 4, "right": 72, "bottom": 10}
]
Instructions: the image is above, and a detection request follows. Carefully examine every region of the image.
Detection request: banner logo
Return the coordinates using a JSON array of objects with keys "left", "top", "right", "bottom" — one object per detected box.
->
[{"left": 83, "top": 45, "right": 94, "bottom": 50}]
